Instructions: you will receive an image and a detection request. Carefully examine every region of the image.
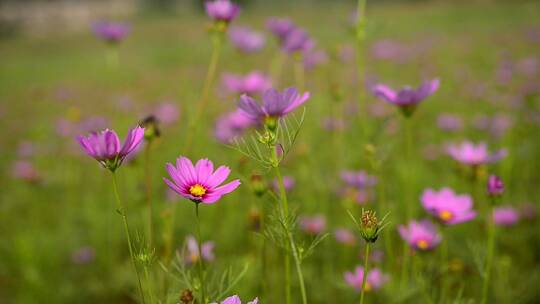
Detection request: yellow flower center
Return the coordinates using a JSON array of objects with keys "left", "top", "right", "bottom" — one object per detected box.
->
[
  {"left": 416, "top": 239, "right": 430, "bottom": 250},
  {"left": 189, "top": 184, "right": 207, "bottom": 197},
  {"left": 439, "top": 210, "right": 453, "bottom": 222}
]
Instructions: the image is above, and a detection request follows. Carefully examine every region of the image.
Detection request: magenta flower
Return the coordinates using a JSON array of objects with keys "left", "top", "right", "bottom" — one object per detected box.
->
[
  {"left": 205, "top": 0, "right": 240, "bottom": 23},
  {"left": 92, "top": 21, "right": 130, "bottom": 44},
  {"left": 185, "top": 235, "right": 215, "bottom": 264},
  {"left": 299, "top": 215, "right": 326, "bottom": 235},
  {"left": 212, "top": 295, "right": 258, "bottom": 304},
  {"left": 446, "top": 141, "right": 507, "bottom": 166},
  {"left": 273, "top": 175, "right": 295, "bottom": 193},
  {"left": 493, "top": 207, "right": 520, "bottom": 226},
  {"left": 344, "top": 266, "right": 389, "bottom": 292},
  {"left": 77, "top": 127, "right": 144, "bottom": 171},
  {"left": 266, "top": 17, "right": 296, "bottom": 41},
  {"left": 222, "top": 71, "right": 272, "bottom": 95},
  {"left": 228, "top": 26, "right": 265, "bottom": 53},
  {"left": 421, "top": 187, "right": 476, "bottom": 225},
  {"left": 214, "top": 110, "right": 257, "bottom": 143},
  {"left": 238, "top": 87, "right": 310, "bottom": 123},
  {"left": 334, "top": 228, "right": 356, "bottom": 246},
  {"left": 372, "top": 78, "right": 440, "bottom": 116},
  {"left": 164, "top": 157, "right": 241, "bottom": 204},
  {"left": 487, "top": 175, "right": 504, "bottom": 196},
  {"left": 399, "top": 220, "right": 442, "bottom": 251}
]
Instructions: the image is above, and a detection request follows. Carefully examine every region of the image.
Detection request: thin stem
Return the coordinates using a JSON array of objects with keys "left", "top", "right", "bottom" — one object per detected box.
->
[
  {"left": 106, "top": 45, "right": 119, "bottom": 69},
  {"left": 400, "top": 116, "right": 413, "bottom": 290},
  {"left": 184, "top": 31, "right": 223, "bottom": 154},
  {"left": 481, "top": 210, "right": 496, "bottom": 304},
  {"left": 355, "top": 0, "right": 367, "bottom": 137},
  {"left": 195, "top": 203, "right": 206, "bottom": 304},
  {"left": 440, "top": 229, "right": 449, "bottom": 301},
  {"left": 288, "top": 228, "right": 308, "bottom": 304},
  {"left": 144, "top": 141, "right": 153, "bottom": 248},
  {"left": 144, "top": 266, "right": 155, "bottom": 304},
  {"left": 359, "top": 243, "right": 370, "bottom": 304},
  {"left": 111, "top": 172, "right": 146, "bottom": 304},
  {"left": 271, "top": 146, "right": 292, "bottom": 304}
]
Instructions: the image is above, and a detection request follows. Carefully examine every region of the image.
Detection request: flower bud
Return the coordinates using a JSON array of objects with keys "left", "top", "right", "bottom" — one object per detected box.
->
[
  {"left": 359, "top": 209, "right": 385, "bottom": 243},
  {"left": 487, "top": 174, "right": 504, "bottom": 197},
  {"left": 250, "top": 174, "right": 267, "bottom": 197},
  {"left": 140, "top": 115, "right": 160, "bottom": 141}
]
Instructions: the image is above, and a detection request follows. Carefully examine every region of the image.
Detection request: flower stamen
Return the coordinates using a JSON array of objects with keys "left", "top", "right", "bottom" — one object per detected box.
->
[{"left": 189, "top": 184, "right": 207, "bottom": 197}]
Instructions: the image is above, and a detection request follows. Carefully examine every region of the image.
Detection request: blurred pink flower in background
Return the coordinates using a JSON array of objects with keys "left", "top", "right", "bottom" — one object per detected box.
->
[
  {"left": 446, "top": 141, "right": 507, "bottom": 166},
  {"left": 334, "top": 228, "right": 356, "bottom": 246},
  {"left": 273, "top": 175, "right": 295, "bottom": 193},
  {"left": 399, "top": 220, "right": 441, "bottom": 251},
  {"left": 421, "top": 187, "right": 476, "bottom": 225},
  {"left": 321, "top": 116, "right": 346, "bottom": 132},
  {"left": 228, "top": 26, "right": 265, "bottom": 53},
  {"left": 71, "top": 246, "right": 96, "bottom": 265},
  {"left": 205, "top": 0, "right": 240, "bottom": 23},
  {"left": 184, "top": 235, "right": 215, "bottom": 265},
  {"left": 372, "top": 78, "right": 440, "bottom": 116},
  {"left": 267, "top": 17, "right": 296, "bottom": 42},
  {"left": 492, "top": 207, "right": 520, "bottom": 226},
  {"left": 222, "top": 71, "right": 272, "bottom": 95},
  {"left": 437, "top": 114, "right": 464, "bottom": 132},
  {"left": 12, "top": 161, "right": 41, "bottom": 183},
  {"left": 17, "top": 141, "right": 36, "bottom": 158},
  {"left": 303, "top": 49, "right": 328, "bottom": 70},
  {"left": 299, "top": 215, "right": 326, "bottom": 235},
  {"left": 214, "top": 110, "right": 257, "bottom": 144},
  {"left": 92, "top": 21, "right": 131, "bottom": 44},
  {"left": 344, "top": 266, "right": 389, "bottom": 292},
  {"left": 153, "top": 103, "right": 180, "bottom": 126}
]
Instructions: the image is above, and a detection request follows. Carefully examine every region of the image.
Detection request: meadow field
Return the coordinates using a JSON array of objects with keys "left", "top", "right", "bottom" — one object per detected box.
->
[{"left": 1, "top": 1, "right": 540, "bottom": 303}]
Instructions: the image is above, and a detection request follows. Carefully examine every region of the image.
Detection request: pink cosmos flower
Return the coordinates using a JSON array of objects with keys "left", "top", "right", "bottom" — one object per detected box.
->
[
  {"left": 214, "top": 110, "right": 257, "bottom": 144},
  {"left": 272, "top": 175, "right": 295, "bottom": 193},
  {"left": 92, "top": 22, "right": 130, "bottom": 44},
  {"left": 238, "top": 87, "right": 310, "bottom": 122},
  {"left": 228, "top": 26, "right": 265, "bottom": 53},
  {"left": 77, "top": 127, "right": 144, "bottom": 171},
  {"left": 184, "top": 235, "right": 215, "bottom": 264},
  {"left": 344, "top": 266, "right": 389, "bottom": 292},
  {"left": 446, "top": 141, "right": 507, "bottom": 166},
  {"left": 222, "top": 71, "right": 272, "bottom": 95},
  {"left": 421, "top": 187, "right": 476, "bottom": 225},
  {"left": 205, "top": 0, "right": 240, "bottom": 23},
  {"left": 164, "top": 157, "right": 241, "bottom": 204},
  {"left": 399, "top": 220, "right": 442, "bottom": 251},
  {"left": 334, "top": 228, "right": 356, "bottom": 246},
  {"left": 493, "top": 207, "right": 520, "bottom": 226},
  {"left": 487, "top": 175, "right": 504, "bottom": 196},
  {"left": 372, "top": 79, "right": 439, "bottom": 116},
  {"left": 212, "top": 295, "right": 258, "bottom": 304},
  {"left": 299, "top": 215, "right": 326, "bottom": 235}
]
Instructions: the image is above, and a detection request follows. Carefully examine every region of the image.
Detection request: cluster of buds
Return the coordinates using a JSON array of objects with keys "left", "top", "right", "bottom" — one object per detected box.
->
[{"left": 487, "top": 174, "right": 504, "bottom": 197}]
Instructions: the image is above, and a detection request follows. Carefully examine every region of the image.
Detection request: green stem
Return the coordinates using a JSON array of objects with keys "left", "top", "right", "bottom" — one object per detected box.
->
[
  {"left": 400, "top": 116, "right": 413, "bottom": 290},
  {"left": 481, "top": 211, "right": 496, "bottom": 304},
  {"left": 144, "top": 141, "right": 153, "bottom": 248},
  {"left": 106, "top": 45, "right": 119, "bottom": 69},
  {"left": 195, "top": 203, "right": 206, "bottom": 304},
  {"left": 184, "top": 31, "right": 223, "bottom": 155},
  {"left": 355, "top": 0, "right": 367, "bottom": 137},
  {"left": 359, "top": 243, "right": 370, "bottom": 304},
  {"left": 111, "top": 173, "right": 146, "bottom": 304},
  {"left": 440, "top": 230, "right": 448, "bottom": 301},
  {"left": 144, "top": 266, "right": 155, "bottom": 304}
]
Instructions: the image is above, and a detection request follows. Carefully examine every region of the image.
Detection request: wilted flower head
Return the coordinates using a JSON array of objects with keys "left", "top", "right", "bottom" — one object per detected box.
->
[
  {"left": 184, "top": 235, "right": 215, "bottom": 264},
  {"left": 372, "top": 79, "right": 440, "bottom": 116},
  {"left": 493, "top": 207, "right": 520, "bottom": 226},
  {"left": 12, "top": 161, "right": 41, "bottom": 183},
  {"left": 228, "top": 26, "right": 265, "bottom": 53},
  {"left": 212, "top": 295, "right": 258, "bottom": 304},
  {"left": 341, "top": 170, "right": 377, "bottom": 189},
  {"left": 214, "top": 110, "right": 257, "bottom": 143},
  {"left": 487, "top": 175, "right": 504, "bottom": 196},
  {"left": 77, "top": 127, "right": 144, "bottom": 172},
  {"left": 421, "top": 187, "right": 476, "bottom": 225},
  {"left": 446, "top": 141, "right": 507, "bottom": 166},
  {"left": 299, "top": 215, "right": 326, "bottom": 235},
  {"left": 222, "top": 71, "right": 272, "bottom": 95},
  {"left": 164, "top": 156, "right": 241, "bottom": 204},
  {"left": 238, "top": 87, "right": 310, "bottom": 128},
  {"left": 205, "top": 0, "right": 240, "bottom": 23},
  {"left": 92, "top": 21, "right": 130, "bottom": 43},
  {"left": 273, "top": 175, "right": 295, "bottom": 193},
  {"left": 344, "top": 266, "right": 389, "bottom": 292},
  {"left": 266, "top": 17, "right": 296, "bottom": 41},
  {"left": 399, "top": 220, "right": 441, "bottom": 251},
  {"left": 334, "top": 228, "right": 356, "bottom": 246}
]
